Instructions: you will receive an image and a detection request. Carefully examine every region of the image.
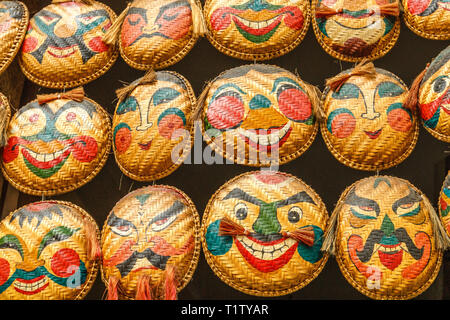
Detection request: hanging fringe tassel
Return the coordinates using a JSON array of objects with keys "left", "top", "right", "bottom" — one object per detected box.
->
[
  {"left": 189, "top": 0, "right": 207, "bottom": 36},
  {"left": 378, "top": 2, "right": 400, "bottom": 16},
  {"left": 164, "top": 265, "right": 178, "bottom": 300},
  {"left": 37, "top": 87, "right": 85, "bottom": 105},
  {"left": 136, "top": 274, "right": 152, "bottom": 300},
  {"left": 404, "top": 63, "right": 429, "bottom": 112},
  {"left": 191, "top": 81, "right": 212, "bottom": 123},
  {"left": 325, "top": 60, "right": 376, "bottom": 92},
  {"left": 0, "top": 103, "right": 9, "bottom": 148},
  {"left": 315, "top": 5, "right": 342, "bottom": 18},
  {"left": 321, "top": 201, "right": 345, "bottom": 255},
  {"left": 52, "top": 0, "right": 95, "bottom": 4},
  {"left": 84, "top": 220, "right": 101, "bottom": 261},
  {"left": 303, "top": 82, "right": 326, "bottom": 122},
  {"left": 106, "top": 276, "right": 120, "bottom": 300},
  {"left": 116, "top": 69, "right": 157, "bottom": 103},
  {"left": 282, "top": 226, "right": 315, "bottom": 247},
  {"left": 103, "top": 3, "right": 131, "bottom": 46},
  {"left": 218, "top": 217, "right": 250, "bottom": 236},
  {"left": 424, "top": 200, "right": 450, "bottom": 251}
]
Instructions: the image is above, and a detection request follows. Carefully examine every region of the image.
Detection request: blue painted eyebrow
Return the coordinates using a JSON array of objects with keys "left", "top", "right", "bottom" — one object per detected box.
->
[
  {"left": 271, "top": 77, "right": 303, "bottom": 94},
  {"left": 210, "top": 84, "right": 247, "bottom": 102},
  {"left": 376, "top": 81, "right": 405, "bottom": 98},
  {"left": 331, "top": 83, "right": 361, "bottom": 99}
]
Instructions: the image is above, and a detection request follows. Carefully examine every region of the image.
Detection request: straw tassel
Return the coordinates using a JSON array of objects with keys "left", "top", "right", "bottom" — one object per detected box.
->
[
  {"left": 425, "top": 200, "right": 450, "bottom": 251},
  {"left": 321, "top": 201, "right": 343, "bottom": 255},
  {"left": 303, "top": 82, "right": 325, "bottom": 122},
  {"left": 37, "top": 87, "right": 85, "bottom": 105},
  {"left": 0, "top": 103, "right": 9, "bottom": 148},
  {"left": 191, "top": 81, "right": 212, "bottom": 123},
  {"left": 52, "top": 0, "right": 95, "bottom": 4},
  {"left": 103, "top": 3, "right": 131, "bottom": 46},
  {"left": 135, "top": 274, "right": 152, "bottom": 300},
  {"left": 282, "top": 226, "right": 315, "bottom": 247},
  {"left": 106, "top": 276, "right": 120, "bottom": 300},
  {"left": 315, "top": 5, "right": 342, "bottom": 18},
  {"left": 84, "top": 220, "right": 101, "bottom": 261},
  {"left": 404, "top": 63, "right": 429, "bottom": 112},
  {"left": 164, "top": 265, "right": 178, "bottom": 300},
  {"left": 218, "top": 217, "right": 250, "bottom": 236},
  {"left": 378, "top": 2, "right": 400, "bottom": 16},
  {"left": 325, "top": 60, "right": 377, "bottom": 92},
  {"left": 189, "top": 0, "right": 207, "bottom": 36},
  {"left": 116, "top": 69, "right": 157, "bottom": 103}
]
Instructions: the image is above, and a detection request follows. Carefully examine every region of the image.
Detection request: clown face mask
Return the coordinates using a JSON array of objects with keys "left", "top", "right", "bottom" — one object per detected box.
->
[
  {"left": 1, "top": 97, "right": 111, "bottom": 196},
  {"left": 0, "top": 201, "right": 99, "bottom": 300},
  {"left": 120, "top": 0, "right": 198, "bottom": 70},
  {"left": 312, "top": 0, "right": 400, "bottom": 61},
  {"left": 439, "top": 171, "right": 450, "bottom": 237},
  {"left": 202, "top": 171, "right": 328, "bottom": 296},
  {"left": 333, "top": 176, "right": 442, "bottom": 299},
  {"left": 0, "top": 1, "right": 28, "bottom": 75},
  {"left": 321, "top": 68, "right": 418, "bottom": 171},
  {"left": 113, "top": 71, "right": 194, "bottom": 181},
  {"left": 19, "top": 1, "right": 118, "bottom": 88},
  {"left": 202, "top": 64, "right": 318, "bottom": 166},
  {"left": 402, "top": 0, "right": 450, "bottom": 39},
  {"left": 204, "top": 0, "right": 310, "bottom": 60},
  {"left": 101, "top": 185, "right": 200, "bottom": 299},
  {"left": 418, "top": 45, "right": 450, "bottom": 142}
]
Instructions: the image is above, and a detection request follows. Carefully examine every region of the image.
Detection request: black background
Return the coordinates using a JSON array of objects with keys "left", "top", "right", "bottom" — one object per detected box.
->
[{"left": 14, "top": 0, "right": 450, "bottom": 300}]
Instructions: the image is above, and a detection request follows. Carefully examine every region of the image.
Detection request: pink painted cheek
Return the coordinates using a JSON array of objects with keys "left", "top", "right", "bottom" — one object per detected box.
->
[
  {"left": 206, "top": 96, "right": 244, "bottom": 130},
  {"left": 388, "top": 108, "right": 412, "bottom": 132},
  {"left": 407, "top": 0, "right": 430, "bottom": 15},
  {"left": 88, "top": 36, "right": 109, "bottom": 53},
  {"left": 278, "top": 88, "right": 312, "bottom": 122},
  {"left": 50, "top": 248, "right": 80, "bottom": 278},
  {"left": 331, "top": 113, "right": 356, "bottom": 138},
  {"left": 158, "top": 114, "right": 185, "bottom": 139},
  {"left": 0, "top": 258, "right": 10, "bottom": 286},
  {"left": 21, "top": 36, "right": 38, "bottom": 53}
]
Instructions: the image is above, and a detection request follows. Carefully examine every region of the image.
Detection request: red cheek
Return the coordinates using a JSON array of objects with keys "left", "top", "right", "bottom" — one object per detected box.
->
[
  {"left": 51, "top": 248, "right": 80, "bottom": 278},
  {"left": 206, "top": 96, "right": 244, "bottom": 130},
  {"left": 158, "top": 114, "right": 185, "bottom": 139},
  {"left": 388, "top": 108, "right": 412, "bottom": 132},
  {"left": 2, "top": 136, "right": 20, "bottom": 163},
  {"left": 88, "top": 36, "right": 109, "bottom": 53},
  {"left": 321, "top": 0, "right": 338, "bottom": 7},
  {"left": 114, "top": 127, "right": 132, "bottom": 153},
  {"left": 277, "top": 6, "right": 304, "bottom": 30},
  {"left": 121, "top": 14, "right": 146, "bottom": 47},
  {"left": 278, "top": 88, "right": 312, "bottom": 122},
  {"left": 0, "top": 258, "right": 10, "bottom": 286},
  {"left": 331, "top": 113, "right": 356, "bottom": 138},
  {"left": 407, "top": 0, "right": 430, "bottom": 15},
  {"left": 69, "top": 136, "right": 98, "bottom": 162},
  {"left": 210, "top": 7, "right": 233, "bottom": 31},
  {"left": 22, "top": 36, "right": 38, "bottom": 53}
]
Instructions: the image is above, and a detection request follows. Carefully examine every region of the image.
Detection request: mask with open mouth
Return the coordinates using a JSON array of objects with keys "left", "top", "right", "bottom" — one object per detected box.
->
[
  {"left": 312, "top": 0, "right": 400, "bottom": 61},
  {"left": 0, "top": 201, "right": 100, "bottom": 300},
  {"left": 331, "top": 176, "right": 443, "bottom": 300},
  {"left": 113, "top": 71, "right": 195, "bottom": 181},
  {"left": 201, "top": 64, "right": 319, "bottom": 166},
  {"left": 101, "top": 185, "right": 200, "bottom": 300},
  {"left": 18, "top": 1, "right": 118, "bottom": 88},
  {"left": 418, "top": 45, "right": 450, "bottom": 142},
  {"left": 1, "top": 94, "right": 111, "bottom": 196},
  {"left": 0, "top": 1, "right": 28, "bottom": 75},
  {"left": 321, "top": 66, "right": 418, "bottom": 171},
  {"left": 402, "top": 0, "right": 450, "bottom": 39},
  {"left": 204, "top": 0, "right": 310, "bottom": 60},
  {"left": 202, "top": 171, "right": 328, "bottom": 296},
  {"left": 439, "top": 172, "right": 450, "bottom": 236}
]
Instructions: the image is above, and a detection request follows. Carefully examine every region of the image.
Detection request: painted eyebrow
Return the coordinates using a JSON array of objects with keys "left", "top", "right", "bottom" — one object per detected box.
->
[
  {"left": 345, "top": 188, "right": 380, "bottom": 216},
  {"left": 392, "top": 187, "right": 422, "bottom": 213},
  {"left": 76, "top": 9, "right": 108, "bottom": 19},
  {"left": 210, "top": 83, "right": 247, "bottom": 101},
  {"left": 222, "top": 188, "right": 263, "bottom": 206},
  {"left": 127, "top": 7, "right": 147, "bottom": 22},
  {"left": 270, "top": 77, "right": 302, "bottom": 94},
  {"left": 147, "top": 200, "right": 185, "bottom": 226},
  {"left": 55, "top": 101, "right": 96, "bottom": 118},
  {"left": 275, "top": 191, "right": 316, "bottom": 208},
  {"left": 107, "top": 212, "right": 137, "bottom": 231}
]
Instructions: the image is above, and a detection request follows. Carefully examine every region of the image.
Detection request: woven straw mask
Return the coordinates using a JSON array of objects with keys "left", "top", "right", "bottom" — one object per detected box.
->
[
  {"left": 101, "top": 185, "right": 201, "bottom": 300},
  {"left": 311, "top": 0, "right": 400, "bottom": 61},
  {"left": 439, "top": 171, "right": 450, "bottom": 237},
  {"left": 402, "top": 0, "right": 450, "bottom": 39},
  {"left": 332, "top": 176, "right": 443, "bottom": 299},
  {"left": 0, "top": 201, "right": 100, "bottom": 300},
  {"left": 1, "top": 96, "right": 111, "bottom": 196},
  {"left": 119, "top": 0, "right": 199, "bottom": 70},
  {"left": 321, "top": 67, "right": 418, "bottom": 171},
  {"left": 113, "top": 71, "right": 195, "bottom": 181},
  {"left": 418, "top": 45, "right": 450, "bottom": 142},
  {"left": 202, "top": 171, "right": 328, "bottom": 296},
  {"left": 204, "top": 0, "right": 310, "bottom": 60},
  {"left": 201, "top": 64, "right": 319, "bottom": 166},
  {"left": 19, "top": 1, "right": 118, "bottom": 88},
  {"left": 0, "top": 1, "right": 28, "bottom": 75}
]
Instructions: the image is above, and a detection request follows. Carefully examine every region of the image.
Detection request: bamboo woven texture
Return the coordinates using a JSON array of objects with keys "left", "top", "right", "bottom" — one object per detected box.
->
[
  {"left": 311, "top": 0, "right": 400, "bottom": 62},
  {"left": 101, "top": 185, "right": 201, "bottom": 300},
  {"left": 0, "top": 1, "right": 28, "bottom": 75},
  {"left": 0, "top": 91, "right": 12, "bottom": 146},
  {"left": 438, "top": 171, "right": 450, "bottom": 238},
  {"left": 200, "top": 64, "right": 319, "bottom": 167},
  {"left": 0, "top": 200, "right": 100, "bottom": 300},
  {"left": 201, "top": 171, "right": 329, "bottom": 297},
  {"left": 119, "top": 0, "right": 200, "bottom": 70},
  {"left": 1, "top": 96, "right": 112, "bottom": 196},
  {"left": 320, "top": 67, "right": 419, "bottom": 171},
  {"left": 113, "top": 71, "right": 196, "bottom": 182},
  {"left": 331, "top": 176, "right": 443, "bottom": 300},
  {"left": 418, "top": 45, "right": 450, "bottom": 142},
  {"left": 18, "top": 0, "right": 118, "bottom": 89},
  {"left": 204, "top": 0, "right": 310, "bottom": 61},
  {"left": 402, "top": 0, "right": 450, "bottom": 40}
]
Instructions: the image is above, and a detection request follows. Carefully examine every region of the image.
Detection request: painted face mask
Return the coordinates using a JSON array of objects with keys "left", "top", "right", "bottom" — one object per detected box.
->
[
  {"left": 202, "top": 171, "right": 328, "bottom": 296},
  {"left": 0, "top": 201, "right": 100, "bottom": 300},
  {"left": 19, "top": 1, "right": 118, "bottom": 88},
  {"left": 1, "top": 94, "right": 111, "bottom": 196},
  {"left": 321, "top": 67, "right": 418, "bottom": 171},
  {"left": 439, "top": 171, "right": 450, "bottom": 237},
  {"left": 204, "top": 0, "right": 310, "bottom": 60},
  {"left": 101, "top": 185, "right": 200, "bottom": 300},
  {"left": 201, "top": 64, "right": 319, "bottom": 166},
  {"left": 402, "top": 0, "right": 450, "bottom": 39},
  {"left": 0, "top": 92, "right": 11, "bottom": 147},
  {"left": 418, "top": 45, "right": 450, "bottom": 142},
  {"left": 312, "top": 0, "right": 400, "bottom": 61},
  {"left": 0, "top": 1, "right": 28, "bottom": 75},
  {"left": 330, "top": 176, "right": 443, "bottom": 299},
  {"left": 113, "top": 71, "right": 194, "bottom": 181},
  {"left": 119, "top": 0, "right": 199, "bottom": 70}
]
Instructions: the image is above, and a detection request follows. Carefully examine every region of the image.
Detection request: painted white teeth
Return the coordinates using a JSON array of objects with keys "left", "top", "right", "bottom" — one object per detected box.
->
[
  {"left": 239, "top": 122, "right": 291, "bottom": 146},
  {"left": 24, "top": 145, "right": 70, "bottom": 162},
  {"left": 234, "top": 14, "right": 280, "bottom": 30},
  {"left": 49, "top": 46, "right": 75, "bottom": 57},
  {"left": 378, "top": 244, "right": 401, "bottom": 253},
  {"left": 238, "top": 236, "right": 296, "bottom": 261},
  {"left": 14, "top": 277, "right": 47, "bottom": 292}
]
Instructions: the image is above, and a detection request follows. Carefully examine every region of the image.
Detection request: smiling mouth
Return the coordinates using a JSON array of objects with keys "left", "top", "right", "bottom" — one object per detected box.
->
[
  {"left": 238, "top": 122, "right": 292, "bottom": 151},
  {"left": 364, "top": 128, "right": 382, "bottom": 139},
  {"left": 332, "top": 18, "right": 381, "bottom": 30},
  {"left": 47, "top": 44, "right": 78, "bottom": 58},
  {"left": 13, "top": 275, "right": 49, "bottom": 295},
  {"left": 232, "top": 14, "right": 282, "bottom": 35},
  {"left": 22, "top": 145, "right": 72, "bottom": 169},
  {"left": 375, "top": 243, "right": 406, "bottom": 271},
  {"left": 439, "top": 2, "right": 450, "bottom": 11},
  {"left": 138, "top": 140, "right": 152, "bottom": 150}
]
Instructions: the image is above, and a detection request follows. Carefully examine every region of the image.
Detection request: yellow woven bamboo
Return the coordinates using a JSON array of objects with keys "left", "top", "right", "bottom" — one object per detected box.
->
[
  {"left": 0, "top": 200, "right": 100, "bottom": 300},
  {"left": 101, "top": 185, "right": 201, "bottom": 300},
  {"left": 1, "top": 93, "right": 111, "bottom": 196},
  {"left": 402, "top": 0, "right": 450, "bottom": 40},
  {"left": 320, "top": 65, "right": 418, "bottom": 171},
  {"left": 18, "top": 0, "right": 118, "bottom": 89},
  {"left": 328, "top": 176, "right": 444, "bottom": 300},
  {"left": 0, "top": 91, "right": 11, "bottom": 147},
  {"left": 201, "top": 170, "right": 329, "bottom": 297},
  {"left": 0, "top": 1, "right": 28, "bottom": 75},
  {"left": 200, "top": 64, "right": 319, "bottom": 167},
  {"left": 311, "top": 0, "right": 401, "bottom": 62},
  {"left": 438, "top": 171, "right": 450, "bottom": 238},
  {"left": 204, "top": 0, "right": 310, "bottom": 61},
  {"left": 113, "top": 71, "right": 195, "bottom": 182}
]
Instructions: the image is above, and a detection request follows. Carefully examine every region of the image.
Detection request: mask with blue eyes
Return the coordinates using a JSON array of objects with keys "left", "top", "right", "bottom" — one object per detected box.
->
[
  {"left": 321, "top": 67, "right": 418, "bottom": 171},
  {"left": 112, "top": 71, "right": 195, "bottom": 182}
]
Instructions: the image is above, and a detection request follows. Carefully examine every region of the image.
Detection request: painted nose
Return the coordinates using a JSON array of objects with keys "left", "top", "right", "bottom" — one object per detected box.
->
[
  {"left": 54, "top": 21, "right": 77, "bottom": 38},
  {"left": 380, "top": 214, "right": 395, "bottom": 237},
  {"left": 249, "top": 94, "right": 271, "bottom": 110},
  {"left": 361, "top": 102, "right": 380, "bottom": 120},
  {"left": 252, "top": 203, "right": 281, "bottom": 235},
  {"left": 142, "top": 24, "right": 158, "bottom": 34}
]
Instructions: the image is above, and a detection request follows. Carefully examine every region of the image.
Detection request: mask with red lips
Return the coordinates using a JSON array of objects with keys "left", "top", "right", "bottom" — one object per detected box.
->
[
  {"left": 1, "top": 97, "right": 111, "bottom": 196},
  {"left": 403, "top": 0, "right": 450, "bottom": 39}
]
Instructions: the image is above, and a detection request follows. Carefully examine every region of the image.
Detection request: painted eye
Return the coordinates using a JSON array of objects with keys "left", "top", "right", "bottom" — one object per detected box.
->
[
  {"left": 432, "top": 76, "right": 449, "bottom": 94},
  {"left": 277, "top": 84, "right": 312, "bottom": 122},
  {"left": 151, "top": 215, "right": 177, "bottom": 232},
  {"left": 350, "top": 205, "right": 377, "bottom": 220},
  {"left": 327, "top": 108, "right": 356, "bottom": 138},
  {"left": 157, "top": 108, "right": 186, "bottom": 140},
  {"left": 206, "top": 91, "right": 245, "bottom": 130},
  {"left": 29, "top": 113, "right": 39, "bottom": 123},
  {"left": 288, "top": 206, "right": 302, "bottom": 223},
  {"left": 40, "top": 15, "right": 58, "bottom": 25},
  {"left": 127, "top": 15, "right": 142, "bottom": 26},
  {"left": 113, "top": 123, "right": 132, "bottom": 153},
  {"left": 331, "top": 83, "right": 360, "bottom": 100},
  {"left": 234, "top": 202, "right": 248, "bottom": 220},
  {"left": 111, "top": 224, "right": 132, "bottom": 237},
  {"left": 387, "top": 103, "right": 412, "bottom": 132},
  {"left": 397, "top": 202, "right": 420, "bottom": 217},
  {"left": 50, "top": 248, "right": 80, "bottom": 278},
  {"left": 66, "top": 112, "right": 77, "bottom": 122},
  {"left": 79, "top": 15, "right": 101, "bottom": 25},
  {"left": 377, "top": 81, "right": 405, "bottom": 98}
]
